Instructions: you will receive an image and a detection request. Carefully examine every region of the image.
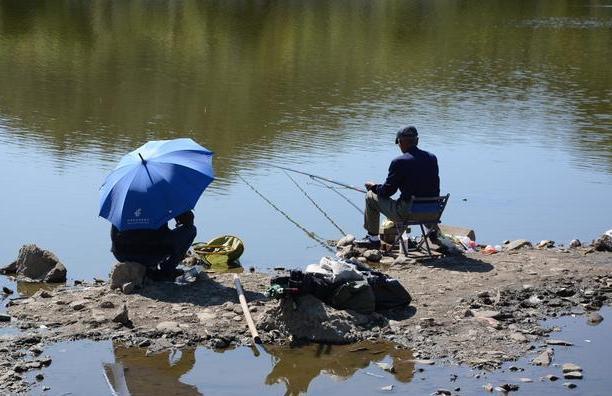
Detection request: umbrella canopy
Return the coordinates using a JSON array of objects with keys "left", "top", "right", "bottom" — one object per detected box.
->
[{"left": 99, "top": 138, "right": 214, "bottom": 230}]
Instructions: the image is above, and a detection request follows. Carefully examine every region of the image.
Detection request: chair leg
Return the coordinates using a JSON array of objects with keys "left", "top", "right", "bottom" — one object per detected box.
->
[
  {"left": 394, "top": 224, "right": 408, "bottom": 255},
  {"left": 419, "top": 224, "right": 433, "bottom": 258}
]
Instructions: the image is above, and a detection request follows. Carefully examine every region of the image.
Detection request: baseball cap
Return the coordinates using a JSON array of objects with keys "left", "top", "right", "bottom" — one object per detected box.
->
[{"left": 395, "top": 126, "right": 418, "bottom": 143}]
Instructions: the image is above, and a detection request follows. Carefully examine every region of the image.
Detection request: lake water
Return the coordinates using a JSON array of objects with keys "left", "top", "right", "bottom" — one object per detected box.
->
[{"left": 0, "top": 0, "right": 610, "bottom": 281}]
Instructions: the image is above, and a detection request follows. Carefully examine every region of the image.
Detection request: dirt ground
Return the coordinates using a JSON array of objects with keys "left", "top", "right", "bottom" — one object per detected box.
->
[{"left": 1, "top": 245, "right": 611, "bottom": 394}]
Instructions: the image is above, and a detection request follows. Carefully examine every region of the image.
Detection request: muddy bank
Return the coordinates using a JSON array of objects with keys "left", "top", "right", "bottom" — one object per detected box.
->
[{"left": 1, "top": 246, "right": 611, "bottom": 393}]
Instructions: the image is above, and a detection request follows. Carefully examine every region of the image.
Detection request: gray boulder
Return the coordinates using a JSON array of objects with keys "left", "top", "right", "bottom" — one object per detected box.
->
[
  {"left": 13, "top": 244, "right": 65, "bottom": 281},
  {"left": 336, "top": 234, "right": 356, "bottom": 248},
  {"left": 258, "top": 294, "right": 368, "bottom": 344},
  {"left": 363, "top": 250, "right": 382, "bottom": 262},
  {"left": 506, "top": 239, "right": 533, "bottom": 251},
  {"left": 109, "top": 262, "right": 146, "bottom": 290},
  {"left": 44, "top": 263, "right": 67, "bottom": 283},
  {"left": 592, "top": 234, "right": 612, "bottom": 252}
]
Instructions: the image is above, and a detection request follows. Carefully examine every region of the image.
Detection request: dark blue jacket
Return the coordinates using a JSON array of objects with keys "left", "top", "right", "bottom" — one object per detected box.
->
[{"left": 373, "top": 147, "right": 440, "bottom": 200}]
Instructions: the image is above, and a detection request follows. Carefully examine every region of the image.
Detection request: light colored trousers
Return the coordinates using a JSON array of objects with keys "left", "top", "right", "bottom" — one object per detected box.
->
[{"left": 363, "top": 191, "right": 412, "bottom": 235}]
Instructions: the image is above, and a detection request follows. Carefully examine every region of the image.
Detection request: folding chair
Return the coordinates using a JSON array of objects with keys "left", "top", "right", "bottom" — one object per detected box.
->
[{"left": 393, "top": 194, "right": 450, "bottom": 258}]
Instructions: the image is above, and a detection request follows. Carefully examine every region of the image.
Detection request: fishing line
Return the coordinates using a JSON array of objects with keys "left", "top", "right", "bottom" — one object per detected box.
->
[
  {"left": 237, "top": 174, "right": 335, "bottom": 253},
  {"left": 312, "top": 178, "right": 365, "bottom": 215},
  {"left": 283, "top": 171, "right": 347, "bottom": 236}
]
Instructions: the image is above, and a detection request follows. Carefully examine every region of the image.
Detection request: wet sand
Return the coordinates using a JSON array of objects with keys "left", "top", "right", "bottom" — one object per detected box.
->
[{"left": 1, "top": 246, "right": 611, "bottom": 393}]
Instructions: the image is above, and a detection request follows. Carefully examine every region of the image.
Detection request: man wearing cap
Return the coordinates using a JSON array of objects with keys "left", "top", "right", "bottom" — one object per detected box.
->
[{"left": 355, "top": 126, "right": 440, "bottom": 248}]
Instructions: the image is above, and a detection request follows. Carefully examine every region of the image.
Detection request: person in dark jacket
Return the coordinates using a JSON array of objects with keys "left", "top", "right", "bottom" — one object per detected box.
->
[
  {"left": 111, "top": 211, "right": 197, "bottom": 279},
  {"left": 356, "top": 126, "right": 440, "bottom": 248}
]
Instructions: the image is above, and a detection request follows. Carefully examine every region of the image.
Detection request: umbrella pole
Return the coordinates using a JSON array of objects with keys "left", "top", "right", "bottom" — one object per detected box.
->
[{"left": 233, "top": 274, "right": 262, "bottom": 344}]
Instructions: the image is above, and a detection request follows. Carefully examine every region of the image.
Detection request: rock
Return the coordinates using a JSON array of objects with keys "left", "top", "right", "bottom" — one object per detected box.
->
[
  {"left": 564, "top": 371, "right": 583, "bottom": 380},
  {"left": 363, "top": 250, "right": 382, "bottom": 262},
  {"left": 336, "top": 245, "right": 360, "bottom": 259},
  {"left": 592, "top": 234, "right": 612, "bottom": 252},
  {"left": 510, "top": 333, "right": 528, "bottom": 342},
  {"left": 562, "top": 363, "right": 582, "bottom": 373},
  {"left": 376, "top": 362, "right": 395, "bottom": 373},
  {"left": 532, "top": 349, "right": 553, "bottom": 366},
  {"left": 545, "top": 374, "right": 559, "bottom": 381},
  {"left": 156, "top": 321, "right": 182, "bottom": 334},
  {"left": 35, "top": 373, "right": 44, "bottom": 381},
  {"left": 0, "top": 314, "right": 11, "bottom": 322},
  {"left": 99, "top": 301, "right": 115, "bottom": 309},
  {"left": 497, "top": 384, "right": 519, "bottom": 392},
  {"left": 473, "top": 310, "right": 502, "bottom": 319},
  {"left": 412, "top": 359, "right": 435, "bottom": 365},
  {"left": 112, "top": 304, "right": 130, "bottom": 325},
  {"left": 569, "top": 239, "right": 581, "bottom": 248},
  {"left": 392, "top": 256, "right": 416, "bottom": 266},
  {"left": 122, "top": 282, "right": 137, "bottom": 295},
  {"left": 43, "top": 263, "right": 67, "bottom": 283},
  {"left": 587, "top": 312, "right": 604, "bottom": 325},
  {"left": 2, "top": 286, "right": 14, "bottom": 295},
  {"left": 12, "top": 244, "right": 65, "bottom": 281},
  {"left": 257, "top": 294, "right": 362, "bottom": 344},
  {"left": 1, "top": 260, "right": 18, "bottom": 274},
  {"left": 519, "top": 378, "right": 533, "bottom": 383},
  {"left": 109, "top": 262, "right": 146, "bottom": 290},
  {"left": 336, "top": 234, "right": 355, "bottom": 247},
  {"left": 381, "top": 385, "right": 394, "bottom": 392},
  {"left": 537, "top": 240, "right": 554, "bottom": 248},
  {"left": 438, "top": 225, "right": 476, "bottom": 241},
  {"left": 43, "top": 386, "right": 50, "bottom": 391},
  {"left": 483, "top": 383, "right": 494, "bottom": 392},
  {"left": 564, "top": 382, "right": 577, "bottom": 389},
  {"left": 555, "top": 288, "right": 575, "bottom": 297},
  {"left": 434, "top": 389, "right": 451, "bottom": 395},
  {"left": 138, "top": 340, "right": 151, "bottom": 348},
  {"left": 546, "top": 339, "right": 573, "bottom": 346},
  {"left": 506, "top": 240, "right": 533, "bottom": 251},
  {"left": 69, "top": 300, "right": 88, "bottom": 311},
  {"left": 33, "top": 290, "right": 53, "bottom": 299}
]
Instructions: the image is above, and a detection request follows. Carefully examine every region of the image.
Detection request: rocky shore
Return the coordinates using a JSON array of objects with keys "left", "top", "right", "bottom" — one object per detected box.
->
[{"left": 1, "top": 238, "right": 611, "bottom": 394}]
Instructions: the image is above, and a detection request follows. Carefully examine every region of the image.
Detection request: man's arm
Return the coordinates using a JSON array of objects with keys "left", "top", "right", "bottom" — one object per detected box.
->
[{"left": 369, "top": 159, "right": 401, "bottom": 198}]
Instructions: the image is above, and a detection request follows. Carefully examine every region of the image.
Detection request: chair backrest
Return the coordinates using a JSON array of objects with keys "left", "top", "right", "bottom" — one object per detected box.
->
[{"left": 404, "top": 194, "right": 450, "bottom": 224}]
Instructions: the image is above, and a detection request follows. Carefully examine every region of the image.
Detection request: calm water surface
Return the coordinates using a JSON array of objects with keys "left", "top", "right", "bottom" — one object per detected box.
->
[{"left": 0, "top": 1, "right": 610, "bottom": 280}]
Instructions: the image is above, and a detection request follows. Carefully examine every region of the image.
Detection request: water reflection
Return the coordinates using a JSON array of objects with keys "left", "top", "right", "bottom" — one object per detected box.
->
[
  {"left": 107, "top": 346, "right": 198, "bottom": 396},
  {"left": 265, "top": 343, "right": 414, "bottom": 395},
  {"left": 101, "top": 341, "right": 413, "bottom": 396}
]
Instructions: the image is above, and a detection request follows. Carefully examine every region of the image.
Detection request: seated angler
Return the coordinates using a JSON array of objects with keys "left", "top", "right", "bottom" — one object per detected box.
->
[
  {"left": 356, "top": 126, "right": 440, "bottom": 248},
  {"left": 110, "top": 210, "right": 197, "bottom": 280}
]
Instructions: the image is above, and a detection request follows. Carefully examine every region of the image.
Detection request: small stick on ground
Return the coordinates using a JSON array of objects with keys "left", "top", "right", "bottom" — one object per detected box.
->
[{"left": 233, "top": 274, "right": 262, "bottom": 344}]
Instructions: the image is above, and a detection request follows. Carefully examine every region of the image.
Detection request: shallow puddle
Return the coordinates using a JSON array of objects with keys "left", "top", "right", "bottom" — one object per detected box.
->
[{"left": 22, "top": 306, "right": 612, "bottom": 395}]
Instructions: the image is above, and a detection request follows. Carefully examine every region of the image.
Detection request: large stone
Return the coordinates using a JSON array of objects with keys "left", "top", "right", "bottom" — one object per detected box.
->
[
  {"left": 363, "top": 250, "right": 382, "bottom": 262},
  {"left": 506, "top": 240, "right": 533, "bottom": 251},
  {"left": 112, "top": 304, "right": 130, "bottom": 325},
  {"left": 587, "top": 312, "right": 604, "bottom": 325},
  {"left": 109, "top": 262, "right": 146, "bottom": 290},
  {"left": 531, "top": 349, "right": 553, "bottom": 366},
  {"left": 156, "top": 321, "right": 182, "bottom": 333},
  {"left": 44, "top": 263, "right": 67, "bottom": 283},
  {"left": 562, "top": 363, "right": 582, "bottom": 373},
  {"left": 13, "top": 244, "right": 64, "bottom": 281},
  {"left": 258, "top": 294, "right": 366, "bottom": 344},
  {"left": 592, "top": 234, "right": 612, "bottom": 252},
  {"left": 564, "top": 371, "right": 583, "bottom": 380},
  {"left": 438, "top": 224, "right": 476, "bottom": 242},
  {"left": 336, "top": 234, "right": 355, "bottom": 248}
]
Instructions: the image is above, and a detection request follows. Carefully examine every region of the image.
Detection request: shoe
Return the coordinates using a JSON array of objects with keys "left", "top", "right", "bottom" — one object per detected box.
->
[{"left": 354, "top": 235, "right": 381, "bottom": 249}]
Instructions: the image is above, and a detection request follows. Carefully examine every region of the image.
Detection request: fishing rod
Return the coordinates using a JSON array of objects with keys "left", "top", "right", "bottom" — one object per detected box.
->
[
  {"left": 283, "top": 171, "right": 347, "bottom": 236},
  {"left": 237, "top": 174, "right": 335, "bottom": 253},
  {"left": 265, "top": 164, "right": 367, "bottom": 193}
]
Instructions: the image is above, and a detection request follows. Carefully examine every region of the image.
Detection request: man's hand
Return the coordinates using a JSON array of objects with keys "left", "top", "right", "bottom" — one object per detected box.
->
[{"left": 364, "top": 181, "right": 376, "bottom": 192}]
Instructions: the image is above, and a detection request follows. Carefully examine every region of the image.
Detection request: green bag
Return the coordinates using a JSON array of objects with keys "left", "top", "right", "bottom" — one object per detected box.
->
[{"left": 192, "top": 235, "right": 244, "bottom": 268}]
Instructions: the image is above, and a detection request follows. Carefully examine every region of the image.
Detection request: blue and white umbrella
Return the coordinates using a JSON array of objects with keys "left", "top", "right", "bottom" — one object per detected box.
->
[{"left": 99, "top": 138, "right": 214, "bottom": 230}]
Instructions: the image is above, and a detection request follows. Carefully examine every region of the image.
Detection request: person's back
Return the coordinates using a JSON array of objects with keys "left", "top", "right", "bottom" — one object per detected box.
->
[
  {"left": 390, "top": 146, "right": 440, "bottom": 200},
  {"left": 111, "top": 225, "right": 173, "bottom": 266}
]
